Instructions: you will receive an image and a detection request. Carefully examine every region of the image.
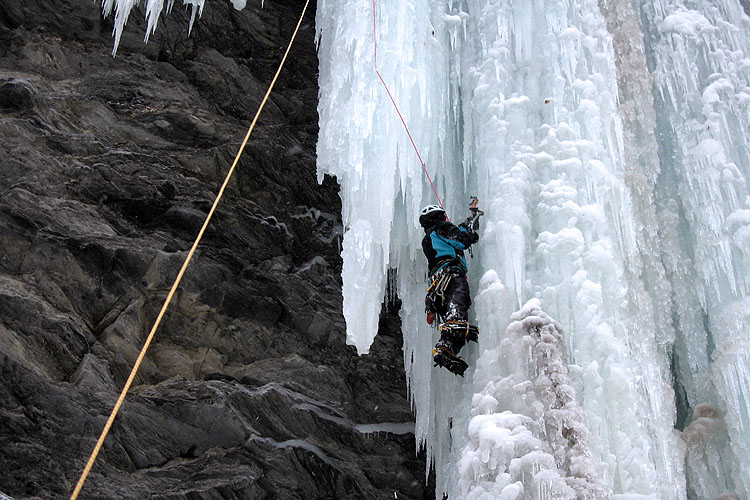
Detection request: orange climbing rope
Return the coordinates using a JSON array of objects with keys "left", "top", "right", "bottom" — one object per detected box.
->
[
  {"left": 68, "top": 1, "right": 310, "bottom": 498},
  {"left": 371, "top": 0, "right": 445, "bottom": 210}
]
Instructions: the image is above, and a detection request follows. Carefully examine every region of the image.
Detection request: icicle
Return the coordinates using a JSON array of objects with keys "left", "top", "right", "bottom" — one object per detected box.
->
[{"left": 102, "top": 0, "right": 206, "bottom": 54}]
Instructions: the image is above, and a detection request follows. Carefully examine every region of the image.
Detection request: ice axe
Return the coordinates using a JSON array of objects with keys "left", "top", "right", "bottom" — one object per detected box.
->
[
  {"left": 465, "top": 196, "right": 483, "bottom": 258},
  {"left": 467, "top": 196, "right": 484, "bottom": 232}
]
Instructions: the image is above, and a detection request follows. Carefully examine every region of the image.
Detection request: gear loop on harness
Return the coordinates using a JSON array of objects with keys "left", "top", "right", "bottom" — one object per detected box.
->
[{"left": 424, "top": 263, "right": 463, "bottom": 324}]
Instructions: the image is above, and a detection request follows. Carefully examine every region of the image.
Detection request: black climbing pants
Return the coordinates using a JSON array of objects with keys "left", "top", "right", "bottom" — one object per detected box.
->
[{"left": 437, "top": 269, "right": 471, "bottom": 323}]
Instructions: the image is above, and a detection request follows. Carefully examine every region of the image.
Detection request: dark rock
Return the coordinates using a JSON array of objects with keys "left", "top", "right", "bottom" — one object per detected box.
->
[
  {"left": 0, "top": 1, "right": 431, "bottom": 499},
  {"left": 71, "top": 353, "right": 117, "bottom": 393},
  {"left": 0, "top": 78, "right": 40, "bottom": 111}
]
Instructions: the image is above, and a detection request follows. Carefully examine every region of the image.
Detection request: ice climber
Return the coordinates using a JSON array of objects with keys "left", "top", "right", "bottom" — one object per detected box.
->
[{"left": 419, "top": 202, "right": 482, "bottom": 376}]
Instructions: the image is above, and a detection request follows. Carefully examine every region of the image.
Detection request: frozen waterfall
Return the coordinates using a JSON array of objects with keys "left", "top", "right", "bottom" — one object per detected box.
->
[{"left": 316, "top": 0, "right": 750, "bottom": 498}]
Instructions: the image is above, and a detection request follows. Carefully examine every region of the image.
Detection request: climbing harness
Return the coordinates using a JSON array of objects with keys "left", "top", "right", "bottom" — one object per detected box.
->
[
  {"left": 68, "top": 1, "right": 311, "bottom": 499},
  {"left": 371, "top": 0, "right": 444, "bottom": 210},
  {"left": 424, "top": 264, "right": 464, "bottom": 325},
  {"left": 424, "top": 267, "right": 453, "bottom": 324}
]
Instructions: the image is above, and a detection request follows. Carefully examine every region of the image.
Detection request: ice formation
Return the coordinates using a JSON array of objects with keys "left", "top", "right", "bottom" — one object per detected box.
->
[
  {"left": 101, "top": 0, "right": 750, "bottom": 498},
  {"left": 315, "top": 0, "right": 750, "bottom": 498},
  {"left": 102, "top": 0, "right": 204, "bottom": 54},
  {"left": 460, "top": 299, "right": 609, "bottom": 499}
]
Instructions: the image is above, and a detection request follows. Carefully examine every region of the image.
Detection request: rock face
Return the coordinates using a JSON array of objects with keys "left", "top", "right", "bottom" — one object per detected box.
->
[{"left": 0, "top": 1, "right": 431, "bottom": 498}]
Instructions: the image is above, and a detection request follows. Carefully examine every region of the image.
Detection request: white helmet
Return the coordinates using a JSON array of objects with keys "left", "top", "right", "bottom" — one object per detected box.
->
[
  {"left": 420, "top": 204, "right": 444, "bottom": 217},
  {"left": 419, "top": 204, "right": 446, "bottom": 227}
]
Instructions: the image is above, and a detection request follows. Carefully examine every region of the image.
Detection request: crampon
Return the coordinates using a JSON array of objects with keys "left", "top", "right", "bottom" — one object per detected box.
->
[{"left": 432, "top": 345, "right": 469, "bottom": 376}]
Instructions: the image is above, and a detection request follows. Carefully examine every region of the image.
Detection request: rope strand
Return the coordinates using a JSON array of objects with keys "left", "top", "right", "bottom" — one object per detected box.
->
[
  {"left": 68, "top": 1, "right": 310, "bottom": 498},
  {"left": 371, "top": 0, "right": 444, "bottom": 210}
]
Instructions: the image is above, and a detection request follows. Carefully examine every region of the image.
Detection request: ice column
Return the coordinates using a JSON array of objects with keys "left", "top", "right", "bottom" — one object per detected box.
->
[
  {"left": 459, "top": 298, "right": 610, "bottom": 500},
  {"left": 639, "top": 0, "right": 750, "bottom": 496},
  {"left": 316, "top": 0, "right": 458, "bottom": 354},
  {"left": 456, "top": 0, "right": 685, "bottom": 497}
]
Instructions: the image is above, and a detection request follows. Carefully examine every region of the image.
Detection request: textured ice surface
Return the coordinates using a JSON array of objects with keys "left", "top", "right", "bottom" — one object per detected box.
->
[
  {"left": 317, "top": 0, "right": 750, "bottom": 497},
  {"left": 315, "top": 0, "right": 750, "bottom": 497},
  {"left": 460, "top": 300, "right": 609, "bottom": 499},
  {"left": 316, "top": 0, "right": 460, "bottom": 354},
  {"left": 638, "top": 0, "right": 750, "bottom": 496}
]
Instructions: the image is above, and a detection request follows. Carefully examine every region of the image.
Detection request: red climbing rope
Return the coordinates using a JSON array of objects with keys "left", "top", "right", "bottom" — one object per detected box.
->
[{"left": 371, "top": 0, "right": 445, "bottom": 210}]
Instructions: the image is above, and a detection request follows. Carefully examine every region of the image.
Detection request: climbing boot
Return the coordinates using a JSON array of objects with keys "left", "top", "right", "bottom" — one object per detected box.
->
[{"left": 432, "top": 340, "right": 469, "bottom": 376}]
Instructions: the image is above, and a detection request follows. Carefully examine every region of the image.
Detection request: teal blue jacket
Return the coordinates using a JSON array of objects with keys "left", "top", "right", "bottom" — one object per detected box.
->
[{"left": 421, "top": 220, "right": 477, "bottom": 276}]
